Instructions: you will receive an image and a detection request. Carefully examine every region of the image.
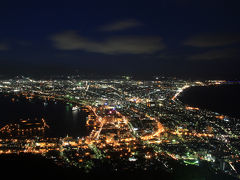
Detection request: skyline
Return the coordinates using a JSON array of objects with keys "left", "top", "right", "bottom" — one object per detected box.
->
[{"left": 0, "top": 1, "right": 240, "bottom": 79}]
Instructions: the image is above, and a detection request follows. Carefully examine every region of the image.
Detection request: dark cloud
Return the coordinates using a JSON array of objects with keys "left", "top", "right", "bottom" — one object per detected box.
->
[
  {"left": 99, "top": 19, "right": 143, "bottom": 32},
  {"left": 188, "top": 48, "right": 240, "bottom": 61},
  {"left": 0, "top": 43, "right": 8, "bottom": 50},
  {"left": 51, "top": 31, "right": 165, "bottom": 55},
  {"left": 16, "top": 41, "right": 32, "bottom": 47},
  {"left": 157, "top": 53, "right": 181, "bottom": 61},
  {"left": 184, "top": 33, "right": 240, "bottom": 47}
]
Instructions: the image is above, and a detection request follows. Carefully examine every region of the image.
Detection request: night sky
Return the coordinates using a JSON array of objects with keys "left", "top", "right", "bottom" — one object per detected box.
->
[{"left": 0, "top": 0, "right": 240, "bottom": 79}]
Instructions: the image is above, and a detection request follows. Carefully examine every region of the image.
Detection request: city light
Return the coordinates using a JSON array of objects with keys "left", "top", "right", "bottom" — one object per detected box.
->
[{"left": 0, "top": 76, "right": 239, "bottom": 178}]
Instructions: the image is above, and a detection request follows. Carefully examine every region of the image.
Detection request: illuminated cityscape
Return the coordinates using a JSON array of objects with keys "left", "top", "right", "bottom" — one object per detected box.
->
[
  {"left": 0, "top": 76, "right": 240, "bottom": 178},
  {"left": 1, "top": 0, "right": 240, "bottom": 179}
]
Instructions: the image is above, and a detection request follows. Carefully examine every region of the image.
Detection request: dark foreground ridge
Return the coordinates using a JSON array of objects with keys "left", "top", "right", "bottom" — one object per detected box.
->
[{"left": 0, "top": 154, "right": 236, "bottom": 180}]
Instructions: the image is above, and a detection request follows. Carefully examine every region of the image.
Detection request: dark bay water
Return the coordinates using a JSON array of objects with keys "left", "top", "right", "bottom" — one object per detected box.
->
[
  {"left": 0, "top": 94, "right": 88, "bottom": 137},
  {"left": 179, "top": 84, "right": 240, "bottom": 119}
]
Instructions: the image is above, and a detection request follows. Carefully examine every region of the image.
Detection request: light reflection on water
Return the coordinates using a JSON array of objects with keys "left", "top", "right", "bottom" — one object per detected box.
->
[{"left": 0, "top": 94, "right": 89, "bottom": 138}]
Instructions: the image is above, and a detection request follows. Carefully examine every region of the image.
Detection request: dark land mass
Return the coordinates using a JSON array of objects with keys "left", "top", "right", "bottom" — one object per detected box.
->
[{"left": 179, "top": 84, "right": 240, "bottom": 119}]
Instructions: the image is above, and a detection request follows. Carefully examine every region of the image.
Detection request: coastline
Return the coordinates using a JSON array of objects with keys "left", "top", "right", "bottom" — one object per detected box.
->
[{"left": 178, "top": 84, "right": 240, "bottom": 119}]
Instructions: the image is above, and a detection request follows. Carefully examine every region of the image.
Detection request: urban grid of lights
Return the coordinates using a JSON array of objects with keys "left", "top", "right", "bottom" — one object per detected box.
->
[{"left": 0, "top": 76, "right": 240, "bottom": 178}]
